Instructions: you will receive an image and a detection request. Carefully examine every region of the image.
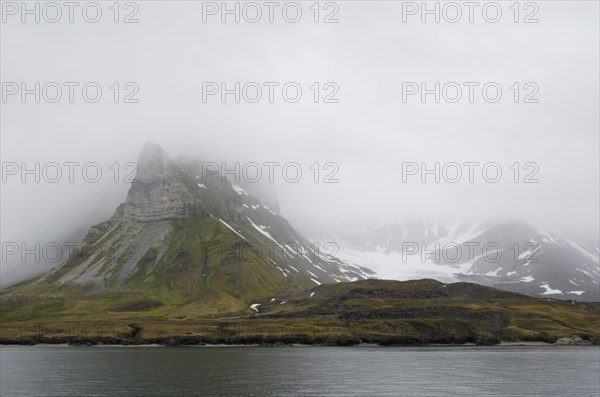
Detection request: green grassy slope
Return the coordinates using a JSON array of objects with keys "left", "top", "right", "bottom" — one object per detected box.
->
[
  {"left": 1, "top": 279, "right": 598, "bottom": 345},
  {"left": 0, "top": 214, "right": 312, "bottom": 322}
]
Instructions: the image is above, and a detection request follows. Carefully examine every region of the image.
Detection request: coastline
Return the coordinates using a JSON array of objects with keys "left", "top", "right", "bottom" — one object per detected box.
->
[{"left": 1, "top": 338, "right": 595, "bottom": 348}]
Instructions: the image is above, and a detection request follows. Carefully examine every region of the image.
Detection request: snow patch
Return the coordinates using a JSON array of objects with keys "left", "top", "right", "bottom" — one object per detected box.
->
[
  {"left": 577, "top": 268, "right": 595, "bottom": 278},
  {"left": 285, "top": 244, "right": 298, "bottom": 254},
  {"left": 247, "top": 217, "right": 283, "bottom": 249},
  {"left": 538, "top": 230, "right": 561, "bottom": 245},
  {"left": 540, "top": 283, "right": 562, "bottom": 295},
  {"left": 232, "top": 184, "right": 248, "bottom": 195},
  {"left": 312, "top": 264, "right": 327, "bottom": 273},
  {"left": 276, "top": 266, "right": 288, "bottom": 278},
  {"left": 484, "top": 268, "right": 502, "bottom": 277},
  {"left": 218, "top": 218, "right": 246, "bottom": 240},
  {"left": 566, "top": 240, "right": 599, "bottom": 263},
  {"left": 334, "top": 245, "right": 470, "bottom": 283},
  {"left": 518, "top": 244, "right": 538, "bottom": 260}
]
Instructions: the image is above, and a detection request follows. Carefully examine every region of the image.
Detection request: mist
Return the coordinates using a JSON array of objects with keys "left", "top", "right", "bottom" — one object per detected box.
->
[{"left": 1, "top": 1, "right": 598, "bottom": 287}]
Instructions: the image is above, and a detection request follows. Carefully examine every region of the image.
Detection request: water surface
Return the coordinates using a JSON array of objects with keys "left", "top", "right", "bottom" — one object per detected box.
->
[{"left": 1, "top": 346, "right": 598, "bottom": 396}]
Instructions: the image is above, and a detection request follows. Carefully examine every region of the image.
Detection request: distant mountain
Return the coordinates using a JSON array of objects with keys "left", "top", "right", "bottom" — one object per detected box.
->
[
  {"left": 2, "top": 142, "right": 372, "bottom": 318},
  {"left": 330, "top": 220, "right": 600, "bottom": 301}
]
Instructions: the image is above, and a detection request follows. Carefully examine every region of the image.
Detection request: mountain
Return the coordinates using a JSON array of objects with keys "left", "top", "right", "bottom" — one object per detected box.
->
[
  {"left": 1, "top": 143, "right": 598, "bottom": 345},
  {"left": 1, "top": 142, "right": 372, "bottom": 318},
  {"left": 330, "top": 220, "right": 600, "bottom": 301}
]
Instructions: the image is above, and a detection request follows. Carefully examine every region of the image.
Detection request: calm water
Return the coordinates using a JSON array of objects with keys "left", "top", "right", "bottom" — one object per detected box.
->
[{"left": 1, "top": 346, "right": 599, "bottom": 396}]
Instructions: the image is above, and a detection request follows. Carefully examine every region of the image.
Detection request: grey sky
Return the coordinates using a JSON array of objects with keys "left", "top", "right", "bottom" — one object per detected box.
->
[{"left": 1, "top": 1, "right": 599, "bottom": 284}]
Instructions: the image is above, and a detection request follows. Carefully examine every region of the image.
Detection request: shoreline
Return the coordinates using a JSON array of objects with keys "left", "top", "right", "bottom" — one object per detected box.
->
[
  {"left": 1, "top": 340, "right": 595, "bottom": 348},
  {"left": 2, "top": 330, "right": 596, "bottom": 347}
]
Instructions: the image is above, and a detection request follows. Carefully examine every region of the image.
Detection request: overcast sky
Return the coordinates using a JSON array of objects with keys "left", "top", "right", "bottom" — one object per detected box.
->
[{"left": 1, "top": 1, "right": 599, "bottom": 284}]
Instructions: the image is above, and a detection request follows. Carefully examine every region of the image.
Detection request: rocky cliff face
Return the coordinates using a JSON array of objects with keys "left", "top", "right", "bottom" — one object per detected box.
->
[{"left": 123, "top": 142, "right": 198, "bottom": 222}]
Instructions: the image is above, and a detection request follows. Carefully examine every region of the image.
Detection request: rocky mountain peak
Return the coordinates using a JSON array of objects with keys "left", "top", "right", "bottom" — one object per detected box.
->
[
  {"left": 30, "top": 142, "right": 373, "bottom": 299},
  {"left": 135, "top": 141, "right": 172, "bottom": 184},
  {"left": 123, "top": 142, "right": 196, "bottom": 222}
]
